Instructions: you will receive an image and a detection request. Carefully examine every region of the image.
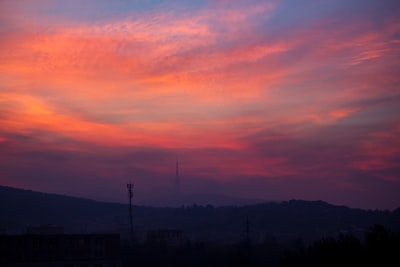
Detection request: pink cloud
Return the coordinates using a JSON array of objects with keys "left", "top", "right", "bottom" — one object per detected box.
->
[{"left": 1, "top": 0, "right": 399, "bottom": 209}]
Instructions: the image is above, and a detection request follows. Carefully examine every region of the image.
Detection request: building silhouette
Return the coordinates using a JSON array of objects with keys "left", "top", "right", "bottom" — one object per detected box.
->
[
  {"left": 147, "top": 228, "right": 185, "bottom": 246},
  {"left": 0, "top": 226, "right": 121, "bottom": 267}
]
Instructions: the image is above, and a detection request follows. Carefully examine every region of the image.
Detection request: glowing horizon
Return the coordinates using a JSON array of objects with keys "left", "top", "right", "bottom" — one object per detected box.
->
[{"left": 1, "top": 0, "right": 399, "bottom": 209}]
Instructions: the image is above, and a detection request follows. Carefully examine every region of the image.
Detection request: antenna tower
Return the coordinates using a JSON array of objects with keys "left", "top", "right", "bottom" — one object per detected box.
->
[
  {"left": 127, "top": 183, "right": 134, "bottom": 243},
  {"left": 176, "top": 158, "right": 180, "bottom": 194}
]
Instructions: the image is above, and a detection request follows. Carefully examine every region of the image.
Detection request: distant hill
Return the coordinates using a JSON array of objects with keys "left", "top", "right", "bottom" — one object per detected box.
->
[
  {"left": 1, "top": 185, "right": 399, "bottom": 243},
  {"left": 144, "top": 193, "right": 264, "bottom": 207},
  {"left": 0, "top": 185, "right": 128, "bottom": 233}
]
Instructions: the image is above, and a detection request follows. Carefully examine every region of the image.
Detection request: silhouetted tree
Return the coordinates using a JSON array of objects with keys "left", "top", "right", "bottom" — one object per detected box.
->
[
  {"left": 281, "top": 225, "right": 400, "bottom": 267},
  {"left": 365, "top": 224, "right": 400, "bottom": 266}
]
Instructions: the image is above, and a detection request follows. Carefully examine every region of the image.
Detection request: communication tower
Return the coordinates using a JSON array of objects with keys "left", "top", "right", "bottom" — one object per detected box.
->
[
  {"left": 127, "top": 183, "right": 134, "bottom": 243},
  {"left": 175, "top": 158, "right": 180, "bottom": 195}
]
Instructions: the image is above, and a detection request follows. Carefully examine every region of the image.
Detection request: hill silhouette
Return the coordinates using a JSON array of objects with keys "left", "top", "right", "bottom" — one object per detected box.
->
[
  {"left": 1, "top": 185, "right": 399, "bottom": 243},
  {"left": 143, "top": 192, "right": 263, "bottom": 207}
]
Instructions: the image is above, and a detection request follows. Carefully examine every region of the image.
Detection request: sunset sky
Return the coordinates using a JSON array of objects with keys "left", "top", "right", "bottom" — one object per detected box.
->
[{"left": 1, "top": 0, "right": 399, "bottom": 210}]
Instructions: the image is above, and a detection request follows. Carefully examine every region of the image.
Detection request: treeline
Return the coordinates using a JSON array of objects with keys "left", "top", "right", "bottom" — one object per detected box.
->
[
  {"left": 121, "top": 224, "right": 400, "bottom": 267},
  {"left": 282, "top": 224, "right": 400, "bottom": 267},
  {"left": 3, "top": 186, "right": 400, "bottom": 242}
]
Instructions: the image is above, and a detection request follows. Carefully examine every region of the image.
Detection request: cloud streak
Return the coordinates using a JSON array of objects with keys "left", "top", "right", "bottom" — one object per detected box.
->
[{"left": 0, "top": 0, "right": 399, "bottom": 209}]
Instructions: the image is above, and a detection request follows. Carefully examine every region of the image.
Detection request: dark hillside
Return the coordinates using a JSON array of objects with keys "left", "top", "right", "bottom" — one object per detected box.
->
[{"left": 1, "top": 186, "right": 399, "bottom": 243}]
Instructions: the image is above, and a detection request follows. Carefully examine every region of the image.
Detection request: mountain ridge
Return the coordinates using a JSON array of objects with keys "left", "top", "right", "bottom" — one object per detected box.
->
[{"left": 1, "top": 185, "right": 399, "bottom": 243}]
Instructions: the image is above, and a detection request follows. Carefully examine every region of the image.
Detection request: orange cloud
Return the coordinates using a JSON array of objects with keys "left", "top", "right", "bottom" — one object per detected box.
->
[
  {"left": 328, "top": 108, "right": 359, "bottom": 120},
  {"left": 1, "top": 0, "right": 400, "bottom": 208}
]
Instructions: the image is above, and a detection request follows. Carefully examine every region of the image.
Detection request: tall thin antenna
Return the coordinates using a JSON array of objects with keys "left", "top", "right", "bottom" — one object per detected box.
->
[
  {"left": 245, "top": 216, "right": 250, "bottom": 242},
  {"left": 175, "top": 157, "right": 180, "bottom": 195},
  {"left": 127, "top": 183, "right": 134, "bottom": 243}
]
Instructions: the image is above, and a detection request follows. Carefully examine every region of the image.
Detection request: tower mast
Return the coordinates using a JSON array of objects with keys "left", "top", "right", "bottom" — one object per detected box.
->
[
  {"left": 176, "top": 157, "right": 180, "bottom": 195},
  {"left": 127, "top": 183, "right": 134, "bottom": 243}
]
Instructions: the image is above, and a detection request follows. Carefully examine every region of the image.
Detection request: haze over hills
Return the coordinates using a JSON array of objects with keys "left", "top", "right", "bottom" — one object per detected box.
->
[
  {"left": 1, "top": 185, "right": 399, "bottom": 243},
  {"left": 143, "top": 193, "right": 264, "bottom": 207}
]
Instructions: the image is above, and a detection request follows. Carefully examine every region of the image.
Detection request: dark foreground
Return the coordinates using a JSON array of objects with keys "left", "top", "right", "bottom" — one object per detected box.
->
[
  {"left": 1, "top": 224, "right": 399, "bottom": 266},
  {"left": 122, "top": 224, "right": 400, "bottom": 267}
]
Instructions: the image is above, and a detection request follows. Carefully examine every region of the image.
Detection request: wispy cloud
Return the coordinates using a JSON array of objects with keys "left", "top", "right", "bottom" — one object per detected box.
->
[{"left": 0, "top": 0, "right": 399, "bottom": 209}]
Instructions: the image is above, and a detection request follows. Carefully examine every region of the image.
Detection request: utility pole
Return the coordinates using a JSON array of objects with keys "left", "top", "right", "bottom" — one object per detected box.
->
[
  {"left": 245, "top": 216, "right": 250, "bottom": 242},
  {"left": 127, "top": 183, "right": 134, "bottom": 243}
]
